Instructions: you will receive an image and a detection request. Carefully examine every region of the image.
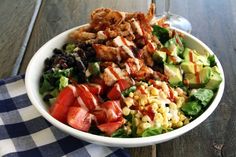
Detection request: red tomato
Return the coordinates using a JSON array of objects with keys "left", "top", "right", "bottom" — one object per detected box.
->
[
  {"left": 67, "top": 107, "right": 92, "bottom": 132},
  {"left": 107, "top": 84, "right": 121, "bottom": 100},
  {"left": 83, "top": 83, "right": 103, "bottom": 95},
  {"left": 97, "top": 118, "right": 124, "bottom": 136},
  {"left": 92, "top": 109, "right": 107, "bottom": 124},
  {"left": 49, "top": 86, "right": 76, "bottom": 123},
  {"left": 90, "top": 77, "right": 108, "bottom": 92},
  {"left": 117, "top": 79, "right": 131, "bottom": 90},
  {"left": 101, "top": 101, "right": 122, "bottom": 122},
  {"left": 107, "top": 79, "right": 131, "bottom": 100},
  {"left": 76, "top": 85, "right": 99, "bottom": 111}
]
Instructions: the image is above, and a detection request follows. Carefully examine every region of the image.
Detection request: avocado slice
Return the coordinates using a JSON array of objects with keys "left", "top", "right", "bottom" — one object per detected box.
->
[
  {"left": 164, "top": 64, "right": 183, "bottom": 86},
  {"left": 153, "top": 50, "right": 167, "bottom": 63},
  {"left": 181, "top": 61, "right": 203, "bottom": 74},
  {"left": 167, "top": 55, "right": 183, "bottom": 64},
  {"left": 184, "top": 67, "right": 211, "bottom": 88},
  {"left": 205, "top": 66, "right": 222, "bottom": 90},
  {"left": 164, "top": 35, "right": 184, "bottom": 56},
  {"left": 183, "top": 48, "right": 210, "bottom": 66}
]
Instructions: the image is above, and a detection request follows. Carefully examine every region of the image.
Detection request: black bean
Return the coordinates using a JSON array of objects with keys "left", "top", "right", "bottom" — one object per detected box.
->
[
  {"left": 62, "top": 43, "right": 68, "bottom": 50},
  {"left": 76, "top": 72, "right": 87, "bottom": 83},
  {"left": 53, "top": 48, "right": 63, "bottom": 54},
  {"left": 66, "top": 56, "right": 76, "bottom": 66},
  {"left": 76, "top": 59, "right": 86, "bottom": 71}
]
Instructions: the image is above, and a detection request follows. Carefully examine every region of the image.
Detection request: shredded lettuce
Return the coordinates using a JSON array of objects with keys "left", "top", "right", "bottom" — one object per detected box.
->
[
  {"left": 181, "top": 101, "right": 202, "bottom": 116},
  {"left": 65, "top": 43, "right": 76, "bottom": 53},
  {"left": 142, "top": 127, "right": 162, "bottom": 137},
  {"left": 59, "top": 76, "right": 69, "bottom": 90},
  {"left": 191, "top": 88, "right": 214, "bottom": 107},
  {"left": 40, "top": 68, "right": 72, "bottom": 94},
  {"left": 152, "top": 25, "right": 170, "bottom": 44},
  {"left": 111, "top": 128, "right": 129, "bottom": 138}
]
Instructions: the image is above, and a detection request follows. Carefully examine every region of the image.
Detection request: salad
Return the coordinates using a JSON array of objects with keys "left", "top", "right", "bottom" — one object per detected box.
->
[{"left": 39, "top": 4, "right": 222, "bottom": 137}]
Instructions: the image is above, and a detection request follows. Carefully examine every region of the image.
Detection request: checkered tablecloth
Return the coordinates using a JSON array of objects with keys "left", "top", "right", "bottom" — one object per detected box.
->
[{"left": 0, "top": 75, "right": 130, "bottom": 157}]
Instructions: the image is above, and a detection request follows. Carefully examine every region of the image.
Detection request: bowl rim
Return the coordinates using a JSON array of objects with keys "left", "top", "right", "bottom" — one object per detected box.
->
[{"left": 25, "top": 24, "right": 225, "bottom": 147}]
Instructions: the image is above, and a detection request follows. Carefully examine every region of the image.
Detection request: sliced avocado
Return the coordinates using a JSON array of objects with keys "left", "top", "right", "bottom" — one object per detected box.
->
[
  {"left": 183, "top": 48, "right": 198, "bottom": 62},
  {"left": 184, "top": 73, "right": 198, "bottom": 88},
  {"left": 211, "top": 66, "right": 221, "bottom": 73},
  {"left": 205, "top": 67, "right": 222, "bottom": 90},
  {"left": 153, "top": 50, "right": 167, "bottom": 63},
  {"left": 184, "top": 67, "right": 211, "bottom": 88},
  {"left": 167, "top": 55, "right": 182, "bottom": 64},
  {"left": 181, "top": 61, "right": 203, "bottom": 74},
  {"left": 164, "top": 36, "right": 184, "bottom": 56},
  {"left": 197, "top": 55, "right": 210, "bottom": 66},
  {"left": 183, "top": 48, "right": 210, "bottom": 66},
  {"left": 200, "top": 67, "right": 212, "bottom": 84},
  {"left": 164, "top": 64, "right": 183, "bottom": 86}
]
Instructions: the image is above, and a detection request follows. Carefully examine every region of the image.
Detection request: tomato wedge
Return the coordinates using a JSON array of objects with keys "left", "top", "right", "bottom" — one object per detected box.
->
[
  {"left": 49, "top": 86, "right": 76, "bottom": 123},
  {"left": 67, "top": 107, "right": 92, "bottom": 132},
  {"left": 97, "top": 118, "right": 124, "bottom": 136},
  {"left": 76, "top": 85, "right": 99, "bottom": 111},
  {"left": 101, "top": 100, "right": 122, "bottom": 122},
  {"left": 90, "top": 77, "right": 108, "bottom": 92},
  {"left": 92, "top": 109, "right": 107, "bottom": 124},
  {"left": 83, "top": 83, "right": 103, "bottom": 95},
  {"left": 107, "top": 79, "right": 131, "bottom": 100}
]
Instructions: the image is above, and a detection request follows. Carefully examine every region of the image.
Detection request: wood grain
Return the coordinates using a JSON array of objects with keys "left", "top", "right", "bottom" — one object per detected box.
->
[
  {"left": 10, "top": 0, "right": 236, "bottom": 156},
  {"left": 156, "top": 0, "right": 236, "bottom": 157},
  {"left": 0, "top": 0, "right": 37, "bottom": 78},
  {"left": 19, "top": 0, "right": 151, "bottom": 73}
]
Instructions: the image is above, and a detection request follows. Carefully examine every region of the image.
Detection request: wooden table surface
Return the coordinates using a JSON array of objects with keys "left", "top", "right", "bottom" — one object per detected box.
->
[{"left": 1, "top": 0, "right": 235, "bottom": 156}]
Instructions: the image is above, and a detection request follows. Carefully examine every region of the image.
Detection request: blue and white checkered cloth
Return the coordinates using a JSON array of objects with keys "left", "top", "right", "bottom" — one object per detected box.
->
[{"left": 0, "top": 75, "right": 130, "bottom": 157}]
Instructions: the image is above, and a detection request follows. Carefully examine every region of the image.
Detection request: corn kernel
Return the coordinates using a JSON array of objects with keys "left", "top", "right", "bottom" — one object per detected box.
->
[
  {"left": 124, "top": 97, "right": 134, "bottom": 107},
  {"left": 184, "top": 118, "right": 189, "bottom": 125},
  {"left": 140, "top": 122, "right": 152, "bottom": 130},
  {"left": 162, "top": 122, "right": 169, "bottom": 129},
  {"left": 134, "top": 95, "right": 139, "bottom": 100},
  {"left": 176, "top": 96, "right": 185, "bottom": 108},
  {"left": 122, "top": 107, "right": 130, "bottom": 116},
  {"left": 139, "top": 98, "right": 148, "bottom": 106},
  {"left": 161, "top": 82, "right": 169, "bottom": 93},
  {"left": 130, "top": 110, "right": 136, "bottom": 114},
  {"left": 151, "top": 87, "right": 159, "bottom": 96},
  {"left": 136, "top": 127, "right": 143, "bottom": 135},
  {"left": 154, "top": 113, "right": 163, "bottom": 123},
  {"left": 171, "top": 118, "right": 179, "bottom": 124},
  {"left": 142, "top": 115, "right": 151, "bottom": 122},
  {"left": 135, "top": 111, "right": 142, "bottom": 118},
  {"left": 154, "top": 122, "right": 161, "bottom": 128},
  {"left": 158, "top": 107, "right": 165, "bottom": 113},
  {"left": 129, "top": 92, "right": 134, "bottom": 98},
  {"left": 134, "top": 117, "right": 140, "bottom": 126},
  {"left": 160, "top": 91, "right": 167, "bottom": 99},
  {"left": 176, "top": 121, "right": 183, "bottom": 127},
  {"left": 176, "top": 87, "right": 184, "bottom": 95},
  {"left": 179, "top": 114, "right": 186, "bottom": 121},
  {"left": 169, "top": 102, "right": 177, "bottom": 109},
  {"left": 151, "top": 102, "right": 158, "bottom": 111}
]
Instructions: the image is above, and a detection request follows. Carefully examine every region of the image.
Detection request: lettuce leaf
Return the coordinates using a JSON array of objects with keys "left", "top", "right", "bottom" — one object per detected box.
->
[
  {"left": 191, "top": 88, "right": 214, "bottom": 107},
  {"left": 152, "top": 25, "right": 170, "bottom": 44},
  {"left": 40, "top": 68, "right": 72, "bottom": 94},
  {"left": 181, "top": 101, "right": 202, "bottom": 116},
  {"left": 142, "top": 127, "right": 162, "bottom": 137}
]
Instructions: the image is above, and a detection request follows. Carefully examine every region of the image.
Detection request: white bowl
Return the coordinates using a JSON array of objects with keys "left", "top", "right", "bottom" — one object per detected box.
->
[{"left": 25, "top": 25, "right": 225, "bottom": 147}]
